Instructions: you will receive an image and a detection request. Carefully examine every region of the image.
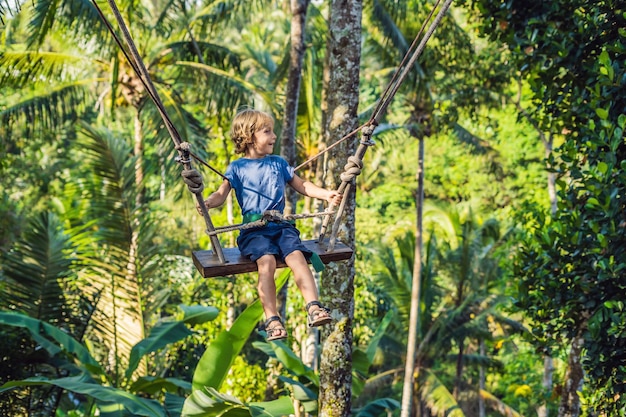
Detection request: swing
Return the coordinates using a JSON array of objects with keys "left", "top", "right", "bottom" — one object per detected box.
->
[
  {"left": 96, "top": 0, "right": 449, "bottom": 278},
  {"left": 183, "top": 121, "right": 375, "bottom": 279},
  {"left": 193, "top": 239, "right": 353, "bottom": 278}
]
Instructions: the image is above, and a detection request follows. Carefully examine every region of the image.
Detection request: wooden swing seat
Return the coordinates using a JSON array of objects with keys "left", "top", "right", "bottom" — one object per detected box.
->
[{"left": 192, "top": 239, "right": 353, "bottom": 278}]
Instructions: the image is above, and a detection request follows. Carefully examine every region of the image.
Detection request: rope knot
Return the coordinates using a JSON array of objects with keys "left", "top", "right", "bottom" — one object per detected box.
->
[
  {"left": 177, "top": 142, "right": 191, "bottom": 151},
  {"left": 181, "top": 168, "right": 205, "bottom": 194},
  {"left": 262, "top": 210, "right": 285, "bottom": 222},
  {"left": 362, "top": 123, "right": 376, "bottom": 136},
  {"left": 340, "top": 155, "right": 363, "bottom": 182}
]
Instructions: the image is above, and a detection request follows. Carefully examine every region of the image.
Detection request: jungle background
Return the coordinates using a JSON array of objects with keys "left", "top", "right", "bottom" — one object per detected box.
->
[{"left": 0, "top": 0, "right": 624, "bottom": 416}]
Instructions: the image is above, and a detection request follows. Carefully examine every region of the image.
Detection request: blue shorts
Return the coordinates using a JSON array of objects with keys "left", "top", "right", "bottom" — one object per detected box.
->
[{"left": 237, "top": 222, "right": 312, "bottom": 263}]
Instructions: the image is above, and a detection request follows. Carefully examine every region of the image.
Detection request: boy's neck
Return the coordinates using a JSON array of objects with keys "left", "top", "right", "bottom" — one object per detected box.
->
[{"left": 245, "top": 149, "right": 269, "bottom": 159}]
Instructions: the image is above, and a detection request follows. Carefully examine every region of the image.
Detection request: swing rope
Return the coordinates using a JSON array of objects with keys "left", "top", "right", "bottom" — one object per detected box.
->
[
  {"left": 294, "top": 0, "right": 451, "bottom": 175},
  {"left": 206, "top": 210, "right": 336, "bottom": 236},
  {"left": 93, "top": 0, "right": 225, "bottom": 262}
]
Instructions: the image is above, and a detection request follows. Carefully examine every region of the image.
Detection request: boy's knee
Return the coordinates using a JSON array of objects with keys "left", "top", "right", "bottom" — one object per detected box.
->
[
  {"left": 256, "top": 254, "right": 277, "bottom": 269},
  {"left": 285, "top": 250, "right": 310, "bottom": 270},
  {"left": 285, "top": 249, "right": 304, "bottom": 260}
]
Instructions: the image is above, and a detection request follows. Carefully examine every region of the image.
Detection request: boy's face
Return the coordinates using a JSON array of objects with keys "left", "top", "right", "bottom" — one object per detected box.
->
[{"left": 250, "top": 123, "right": 276, "bottom": 157}]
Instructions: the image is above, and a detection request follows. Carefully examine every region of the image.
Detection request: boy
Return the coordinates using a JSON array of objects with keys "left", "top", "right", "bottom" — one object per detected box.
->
[{"left": 200, "top": 109, "right": 342, "bottom": 341}]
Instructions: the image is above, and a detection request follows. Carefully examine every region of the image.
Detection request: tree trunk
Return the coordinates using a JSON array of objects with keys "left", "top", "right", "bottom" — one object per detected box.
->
[
  {"left": 537, "top": 356, "right": 554, "bottom": 417},
  {"left": 454, "top": 339, "right": 464, "bottom": 399},
  {"left": 318, "top": 1, "right": 362, "bottom": 416},
  {"left": 400, "top": 135, "right": 425, "bottom": 417},
  {"left": 130, "top": 113, "right": 146, "bottom": 377},
  {"left": 479, "top": 339, "right": 486, "bottom": 417},
  {"left": 134, "top": 113, "right": 144, "bottom": 207},
  {"left": 545, "top": 136, "right": 557, "bottom": 216},
  {"left": 281, "top": 0, "right": 310, "bottom": 216},
  {"left": 540, "top": 134, "right": 556, "bottom": 417},
  {"left": 274, "top": 3, "right": 314, "bottom": 382},
  {"left": 558, "top": 333, "right": 584, "bottom": 417},
  {"left": 279, "top": 0, "right": 311, "bottom": 372}
]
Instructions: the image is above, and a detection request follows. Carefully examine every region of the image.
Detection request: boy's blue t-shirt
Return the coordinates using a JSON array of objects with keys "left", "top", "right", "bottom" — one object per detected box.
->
[{"left": 225, "top": 155, "right": 295, "bottom": 216}]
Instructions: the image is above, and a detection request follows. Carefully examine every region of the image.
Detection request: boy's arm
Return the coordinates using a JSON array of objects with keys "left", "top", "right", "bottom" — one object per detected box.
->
[
  {"left": 289, "top": 174, "right": 342, "bottom": 205},
  {"left": 197, "top": 179, "right": 231, "bottom": 213}
]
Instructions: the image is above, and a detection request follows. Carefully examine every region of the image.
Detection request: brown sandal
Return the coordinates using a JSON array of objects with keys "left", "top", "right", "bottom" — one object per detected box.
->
[
  {"left": 306, "top": 301, "right": 332, "bottom": 327},
  {"left": 264, "top": 316, "right": 288, "bottom": 341}
]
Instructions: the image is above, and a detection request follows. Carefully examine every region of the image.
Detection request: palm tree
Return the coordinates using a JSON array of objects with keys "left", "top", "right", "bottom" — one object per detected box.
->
[
  {"left": 425, "top": 204, "right": 524, "bottom": 416},
  {"left": 365, "top": 205, "right": 525, "bottom": 417},
  {"left": 0, "top": 212, "right": 82, "bottom": 415},
  {"left": 359, "top": 1, "right": 514, "bottom": 414}
]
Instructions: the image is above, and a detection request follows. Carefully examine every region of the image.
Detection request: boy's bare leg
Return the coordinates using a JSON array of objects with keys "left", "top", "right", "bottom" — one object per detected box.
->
[
  {"left": 285, "top": 250, "right": 331, "bottom": 321},
  {"left": 257, "top": 254, "right": 287, "bottom": 338}
]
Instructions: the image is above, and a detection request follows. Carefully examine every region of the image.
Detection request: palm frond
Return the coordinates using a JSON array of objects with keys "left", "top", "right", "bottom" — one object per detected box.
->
[
  {"left": 191, "top": 0, "right": 277, "bottom": 34},
  {"left": 155, "top": 40, "right": 242, "bottom": 69},
  {"left": 27, "top": 0, "right": 66, "bottom": 47},
  {"left": 0, "top": 51, "right": 94, "bottom": 88},
  {"left": 192, "top": 0, "right": 238, "bottom": 33},
  {"left": 294, "top": 47, "right": 323, "bottom": 173},
  {"left": 369, "top": 243, "right": 412, "bottom": 318},
  {"left": 445, "top": 353, "right": 502, "bottom": 370},
  {"left": 1, "top": 82, "right": 92, "bottom": 135},
  {"left": 0, "top": 0, "right": 23, "bottom": 25},
  {"left": 452, "top": 123, "right": 498, "bottom": 156},
  {"left": 27, "top": 0, "right": 111, "bottom": 49},
  {"left": 480, "top": 389, "right": 524, "bottom": 417},
  {"left": 0, "top": 211, "right": 76, "bottom": 325},
  {"left": 244, "top": 41, "right": 279, "bottom": 81},
  {"left": 152, "top": 0, "right": 205, "bottom": 40},
  {"left": 138, "top": 85, "right": 216, "bottom": 199},
  {"left": 177, "top": 60, "right": 274, "bottom": 112},
  {"left": 490, "top": 311, "right": 531, "bottom": 335},
  {"left": 423, "top": 201, "right": 460, "bottom": 248},
  {"left": 367, "top": 0, "right": 409, "bottom": 54},
  {"left": 71, "top": 123, "right": 146, "bottom": 370},
  {"left": 419, "top": 369, "right": 465, "bottom": 417}
]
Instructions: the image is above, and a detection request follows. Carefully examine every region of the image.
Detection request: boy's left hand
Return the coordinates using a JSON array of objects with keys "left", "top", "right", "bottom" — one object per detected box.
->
[{"left": 327, "top": 191, "right": 342, "bottom": 206}]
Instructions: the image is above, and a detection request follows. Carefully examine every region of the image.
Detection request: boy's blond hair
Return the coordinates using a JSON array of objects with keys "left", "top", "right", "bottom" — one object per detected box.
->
[{"left": 229, "top": 109, "right": 275, "bottom": 154}]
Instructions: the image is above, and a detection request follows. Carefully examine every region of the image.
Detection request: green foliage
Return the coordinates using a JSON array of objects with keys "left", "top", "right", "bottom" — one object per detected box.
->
[
  {"left": 190, "top": 270, "right": 288, "bottom": 393},
  {"left": 183, "top": 387, "right": 294, "bottom": 417},
  {"left": 488, "top": 340, "right": 563, "bottom": 416},
  {"left": 2, "top": 376, "right": 167, "bottom": 417},
  {"left": 0, "top": 0, "right": 597, "bottom": 415},
  {"left": 0, "top": 311, "right": 104, "bottom": 374},
  {"left": 0, "top": 211, "right": 76, "bottom": 321},
  {"left": 183, "top": 304, "right": 401, "bottom": 416},
  {"left": 0, "top": 307, "right": 217, "bottom": 415},
  {"left": 462, "top": 0, "right": 626, "bottom": 413},
  {"left": 419, "top": 370, "right": 465, "bottom": 417},
  {"left": 514, "top": 103, "right": 626, "bottom": 413}
]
